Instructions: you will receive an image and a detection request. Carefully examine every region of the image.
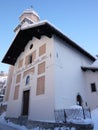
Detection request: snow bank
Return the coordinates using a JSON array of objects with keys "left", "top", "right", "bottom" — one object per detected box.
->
[
  {"left": 91, "top": 108, "right": 98, "bottom": 130},
  {"left": 69, "top": 105, "right": 82, "bottom": 109},
  {"left": 0, "top": 109, "right": 98, "bottom": 130},
  {"left": 67, "top": 118, "right": 93, "bottom": 125},
  {"left": 0, "top": 112, "right": 6, "bottom": 123},
  {"left": 0, "top": 112, "right": 27, "bottom": 130}
]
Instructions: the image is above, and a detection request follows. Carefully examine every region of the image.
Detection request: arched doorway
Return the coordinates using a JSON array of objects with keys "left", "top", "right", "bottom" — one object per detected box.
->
[{"left": 76, "top": 94, "right": 82, "bottom": 106}]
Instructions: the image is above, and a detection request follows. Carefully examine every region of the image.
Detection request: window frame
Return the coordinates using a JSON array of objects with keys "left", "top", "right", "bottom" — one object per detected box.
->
[
  {"left": 91, "top": 83, "right": 97, "bottom": 92},
  {"left": 28, "top": 54, "right": 32, "bottom": 64}
]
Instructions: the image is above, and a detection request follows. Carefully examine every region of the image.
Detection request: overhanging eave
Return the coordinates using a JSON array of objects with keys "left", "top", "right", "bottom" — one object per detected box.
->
[{"left": 2, "top": 21, "right": 96, "bottom": 65}]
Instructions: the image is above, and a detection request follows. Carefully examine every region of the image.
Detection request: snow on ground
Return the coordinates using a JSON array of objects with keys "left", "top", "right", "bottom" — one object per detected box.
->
[
  {"left": 0, "top": 108, "right": 98, "bottom": 130},
  {"left": 69, "top": 105, "right": 82, "bottom": 109},
  {"left": 91, "top": 108, "right": 98, "bottom": 130},
  {"left": 0, "top": 112, "right": 27, "bottom": 130}
]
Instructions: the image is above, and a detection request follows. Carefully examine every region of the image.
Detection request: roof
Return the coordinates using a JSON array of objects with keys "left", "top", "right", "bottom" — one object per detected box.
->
[
  {"left": 19, "top": 9, "right": 40, "bottom": 20},
  {"left": 14, "top": 17, "right": 33, "bottom": 32},
  {"left": 2, "top": 21, "right": 96, "bottom": 65},
  {"left": 81, "top": 59, "right": 98, "bottom": 72},
  {"left": 81, "top": 66, "right": 98, "bottom": 72}
]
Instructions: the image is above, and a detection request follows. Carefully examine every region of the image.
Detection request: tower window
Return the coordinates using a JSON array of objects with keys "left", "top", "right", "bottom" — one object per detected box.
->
[{"left": 91, "top": 83, "right": 97, "bottom": 92}]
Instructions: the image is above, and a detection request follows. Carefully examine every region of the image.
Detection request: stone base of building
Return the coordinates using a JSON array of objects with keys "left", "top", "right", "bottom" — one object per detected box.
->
[{"left": 5, "top": 116, "right": 94, "bottom": 130}]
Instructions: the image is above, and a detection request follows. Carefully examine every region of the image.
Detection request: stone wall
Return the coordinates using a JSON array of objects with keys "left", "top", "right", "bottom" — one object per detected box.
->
[{"left": 6, "top": 117, "right": 94, "bottom": 130}]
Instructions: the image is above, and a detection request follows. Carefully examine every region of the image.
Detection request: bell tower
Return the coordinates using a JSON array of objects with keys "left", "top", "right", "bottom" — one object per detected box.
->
[
  {"left": 14, "top": 8, "right": 40, "bottom": 33},
  {"left": 19, "top": 8, "right": 40, "bottom": 24}
]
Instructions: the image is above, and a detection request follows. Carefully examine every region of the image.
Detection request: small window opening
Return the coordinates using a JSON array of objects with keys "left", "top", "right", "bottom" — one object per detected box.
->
[
  {"left": 76, "top": 94, "right": 82, "bottom": 106},
  {"left": 91, "top": 83, "right": 97, "bottom": 92},
  {"left": 30, "top": 44, "right": 33, "bottom": 49},
  {"left": 25, "top": 75, "right": 30, "bottom": 85},
  {"left": 28, "top": 55, "right": 32, "bottom": 64}
]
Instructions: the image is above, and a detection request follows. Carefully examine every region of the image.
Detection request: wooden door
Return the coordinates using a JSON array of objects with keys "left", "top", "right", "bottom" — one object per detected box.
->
[{"left": 22, "top": 90, "right": 30, "bottom": 115}]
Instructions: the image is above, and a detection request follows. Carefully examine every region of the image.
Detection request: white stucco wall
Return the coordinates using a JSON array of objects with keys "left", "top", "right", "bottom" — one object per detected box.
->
[
  {"left": 28, "top": 36, "right": 55, "bottom": 121},
  {"left": 53, "top": 35, "right": 93, "bottom": 109},
  {"left": 6, "top": 36, "right": 56, "bottom": 121},
  {"left": 6, "top": 33, "right": 95, "bottom": 121},
  {"left": 6, "top": 71, "right": 22, "bottom": 118}
]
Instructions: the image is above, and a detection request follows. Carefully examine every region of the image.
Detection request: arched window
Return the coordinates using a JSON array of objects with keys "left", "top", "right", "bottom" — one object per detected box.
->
[
  {"left": 25, "top": 75, "right": 30, "bottom": 85},
  {"left": 76, "top": 94, "right": 82, "bottom": 106}
]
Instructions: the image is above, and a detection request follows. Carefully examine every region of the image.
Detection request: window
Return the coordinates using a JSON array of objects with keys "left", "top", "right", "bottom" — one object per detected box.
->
[
  {"left": 29, "top": 55, "right": 32, "bottom": 64},
  {"left": 14, "top": 85, "right": 19, "bottom": 100},
  {"left": 25, "top": 75, "right": 30, "bottom": 85},
  {"left": 91, "top": 83, "right": 97, "bottom": 92},
  {"left": 76, "top": 94, "right": 82, "bottom": 106},
  {"left": 39, "top": 44, "right": 46, "bottom": 56},
  {"left": 25, "top": 54, "right": 32, "bottom": 65},
  {"left": 38, "top": 62, "right": 45, "bottom": 75},
  {"left": 25, "top": 51, "right": 36, "bottom": 66},
  {"left": 30, "top": 44, "right": 33, "bottom": 49},
  {"left": 36, "top": 76, "right": 45, "bottom": 95}
]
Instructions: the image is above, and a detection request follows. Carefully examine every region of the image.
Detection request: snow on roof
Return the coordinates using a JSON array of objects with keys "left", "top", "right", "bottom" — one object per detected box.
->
[
  {"left": 20, "top": 8, "right": 40, "bottom": 19},
  {"left": 81, "top": 59, "right": 98, "bottom": 71},
  {"left": 91, "top": 59, "right": 98, "bottom": 66}
]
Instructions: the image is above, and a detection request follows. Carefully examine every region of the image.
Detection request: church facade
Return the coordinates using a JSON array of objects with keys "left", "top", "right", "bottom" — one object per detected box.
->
[{"left": 2, "top": 9, "right": 98, "bottom": 121}]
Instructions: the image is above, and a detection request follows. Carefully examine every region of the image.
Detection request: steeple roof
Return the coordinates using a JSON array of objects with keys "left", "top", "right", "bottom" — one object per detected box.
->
[
  {"left": 19, "top": 8, "right": 40, "bottom": 23},
  {"left": 14, "top": 8, "right": 40, "bottom": 33}
]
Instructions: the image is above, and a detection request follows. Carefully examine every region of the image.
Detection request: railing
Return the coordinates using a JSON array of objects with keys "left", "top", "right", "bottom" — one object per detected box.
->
[
  {"left": 54, "top": 108, "right": 93, "bottom": 130},
  {"left": 54, "top": 108, "right": 91, "bottom": 123}
]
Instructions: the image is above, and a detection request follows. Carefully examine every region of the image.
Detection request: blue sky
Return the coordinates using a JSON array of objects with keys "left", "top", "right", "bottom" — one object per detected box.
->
[{"left": 0, "top": 0, "right": 98, "bottom": 73}]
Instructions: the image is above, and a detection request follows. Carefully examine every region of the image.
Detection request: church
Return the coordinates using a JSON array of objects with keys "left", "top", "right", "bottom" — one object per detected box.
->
[{"left": 2, "top": 9, "right": 98, "bottom": 121}]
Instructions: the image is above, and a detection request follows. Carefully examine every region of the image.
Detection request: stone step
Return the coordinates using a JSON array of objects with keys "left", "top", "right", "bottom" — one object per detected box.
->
[{"left": 17, "top": 116, "right": 28, "bottom": 125}]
